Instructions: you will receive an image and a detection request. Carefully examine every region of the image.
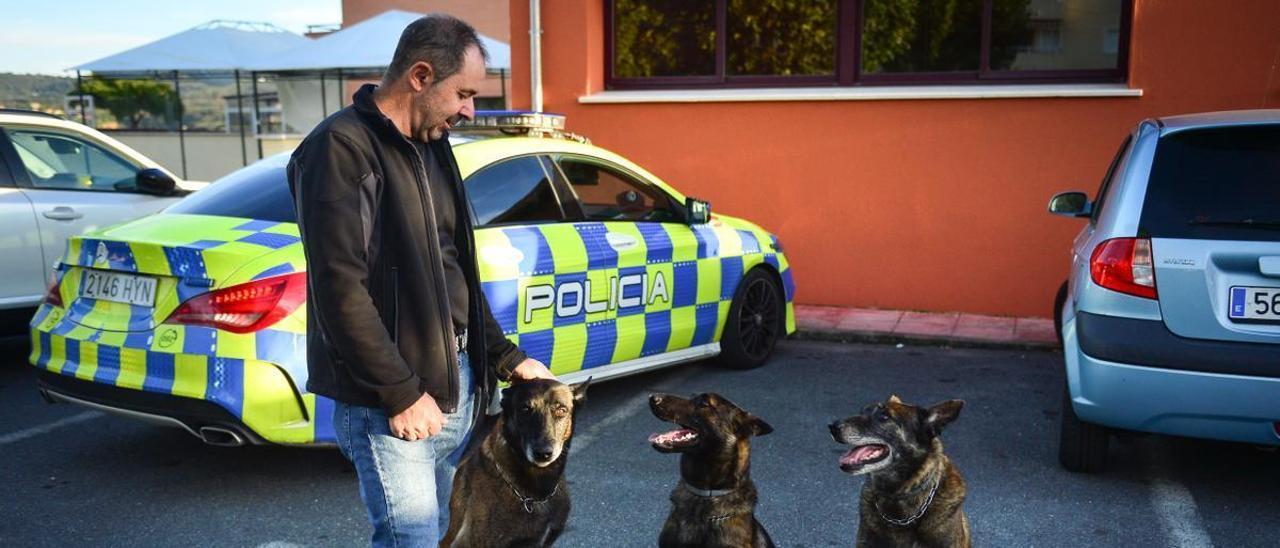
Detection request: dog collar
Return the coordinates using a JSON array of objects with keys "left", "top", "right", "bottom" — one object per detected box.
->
[
  {"left": 682, "top": 482, "right": 736, "bottom": 498},
  {"left": 487, "top": 447, "right": 560, "bottom": 514},
  {"left": 876, "top": 467, "right": 942, "bottom": 527}
]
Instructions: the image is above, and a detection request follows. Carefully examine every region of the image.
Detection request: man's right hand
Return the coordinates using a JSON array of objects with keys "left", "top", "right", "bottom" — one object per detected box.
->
[{"left": 388, "top": 392, "right": 445, "bottom": 441}]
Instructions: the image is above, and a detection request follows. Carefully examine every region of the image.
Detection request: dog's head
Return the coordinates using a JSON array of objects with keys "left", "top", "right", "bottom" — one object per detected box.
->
[
  {"left": 500, "top": 378, "right": 590, "bottom": 467},
  {"left": 828, "top": 395, "right": 963, "bottom": 476},
  {"left": 647, "top": 392, "right": 772, "bottom": 454}
]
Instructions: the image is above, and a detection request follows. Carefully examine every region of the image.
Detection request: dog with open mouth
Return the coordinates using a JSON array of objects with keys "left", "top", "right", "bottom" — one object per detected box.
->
[
  {"left": 829, "top": 395, "right": 970, "bottom": 548},
  {"left": 441, "top": 378, "right": 589, "bottom": 548},
  {"left": 648, "top": 392, "right": 776, "bottom": 548}
]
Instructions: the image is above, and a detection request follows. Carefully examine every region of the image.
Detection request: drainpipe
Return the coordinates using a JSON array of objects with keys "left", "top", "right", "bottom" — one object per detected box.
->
[{"left": 529, "top": 0, "right": 543, "bottom": 112}]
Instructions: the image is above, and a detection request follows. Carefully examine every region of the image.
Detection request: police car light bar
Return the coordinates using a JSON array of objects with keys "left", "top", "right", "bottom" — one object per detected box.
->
[{"left": 453, "top": 110, "right": 566, "bottom": 132}]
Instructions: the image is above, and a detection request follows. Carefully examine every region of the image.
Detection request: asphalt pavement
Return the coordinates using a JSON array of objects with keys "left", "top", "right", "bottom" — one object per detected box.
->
[{"left": 1, "top": 337, "right": 1276, "bottom": 547}]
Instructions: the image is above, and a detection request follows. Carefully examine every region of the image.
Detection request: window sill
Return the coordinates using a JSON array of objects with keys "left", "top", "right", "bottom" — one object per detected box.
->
[{"left": 578, "top": 84, "right": 1142, "bottom": 104}]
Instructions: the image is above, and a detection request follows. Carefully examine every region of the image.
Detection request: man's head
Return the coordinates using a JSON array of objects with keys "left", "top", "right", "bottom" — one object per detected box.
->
[{"left": 381, "top": 14, "right": 489, "bottom": 142}]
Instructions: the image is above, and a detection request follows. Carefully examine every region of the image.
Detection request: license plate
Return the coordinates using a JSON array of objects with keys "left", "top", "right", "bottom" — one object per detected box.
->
[
  {"left": 80, "top": 270, "right": 157, "bottom": 307},
  {"left": 1228, "top": 286, "right": 1280, "bottom": 322}
]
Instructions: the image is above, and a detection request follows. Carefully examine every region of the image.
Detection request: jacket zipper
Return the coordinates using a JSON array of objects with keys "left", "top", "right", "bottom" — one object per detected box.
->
[{"left": 408, "top": 141, "right": 459, "bottom": 411}]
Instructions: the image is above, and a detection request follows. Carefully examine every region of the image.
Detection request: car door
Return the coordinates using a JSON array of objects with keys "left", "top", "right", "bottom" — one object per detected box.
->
[
  {"left": 1, "top": 125, "right": 183, "bottom": 274},
  {"left": 0, "top": 133, "right": 48, "bottom": 307},
  {"left": 549, "top": 155, "right": 718, "bottom": 364},
  {"left": 466, "top": 154, "right": 615, "bottom": 377}
]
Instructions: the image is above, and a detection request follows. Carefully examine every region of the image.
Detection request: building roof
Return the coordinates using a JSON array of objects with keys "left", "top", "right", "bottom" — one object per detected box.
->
[
  {"left": 74, "top": 20, "right": 309, "bottom": 74},
  {"left": 251, "top": 10, "right": 511, "bottom": 73}
]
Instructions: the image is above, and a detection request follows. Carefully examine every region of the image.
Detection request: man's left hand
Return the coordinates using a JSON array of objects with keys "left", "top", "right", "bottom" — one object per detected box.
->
[{"left": 511, "top": 358, "right": 555, "bottom": 381}]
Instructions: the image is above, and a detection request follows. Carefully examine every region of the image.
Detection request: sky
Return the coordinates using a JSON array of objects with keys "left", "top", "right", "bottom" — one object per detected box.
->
[{"left": 0, "top": 0, "right": 342, "bottom": 75}]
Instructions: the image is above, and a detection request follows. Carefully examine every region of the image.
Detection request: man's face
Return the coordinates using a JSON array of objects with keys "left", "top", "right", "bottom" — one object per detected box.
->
[{"left": 409, "top": 45, "right": 485, "bottom": 142}]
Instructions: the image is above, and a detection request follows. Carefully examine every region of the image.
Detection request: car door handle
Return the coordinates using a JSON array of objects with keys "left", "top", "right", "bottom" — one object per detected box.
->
[{"left": 42, "top": 207, "right": 83, "bottom": 221}]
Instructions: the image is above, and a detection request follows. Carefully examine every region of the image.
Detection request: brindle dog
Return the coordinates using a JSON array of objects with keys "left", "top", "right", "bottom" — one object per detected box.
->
[
  {"left": 648, "top": 392, "right": 776, "bottom": 548},
  {"left": 829, "top": 395, "right": 971, "bottom": 548},
  {"left": 441, "top": 378, "right": 589, "bottom": 548}
]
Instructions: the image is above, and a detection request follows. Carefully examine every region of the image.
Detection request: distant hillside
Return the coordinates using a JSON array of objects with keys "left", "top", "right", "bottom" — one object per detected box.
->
[{"left": 0, "top": 73, "right": 75, "bottom": 114}]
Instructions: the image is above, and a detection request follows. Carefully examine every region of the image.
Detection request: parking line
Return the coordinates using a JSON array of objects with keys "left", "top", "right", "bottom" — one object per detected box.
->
[
  {"left": 0, "top": 411, "right": 104, "bottom": 447},
  {"left": 1149, "top": 455, "right": 1215, "bottom": 548},
  {"left": 570, "top": 367, "right": 697, "bottom": 455}
]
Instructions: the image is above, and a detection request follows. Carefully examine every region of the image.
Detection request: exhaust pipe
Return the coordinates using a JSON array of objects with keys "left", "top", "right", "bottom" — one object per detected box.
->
[{"left": 198, "top": 426, "right": 246, "bottom": 447}]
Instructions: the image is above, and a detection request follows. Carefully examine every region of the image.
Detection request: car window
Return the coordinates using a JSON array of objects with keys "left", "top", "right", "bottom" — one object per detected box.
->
[
  {"left": 166, "top": 155, "right": 295, "bottom": 222},
  {"left": 554, "top": 156, "right": 681, "bottom": 223},
  {"left": 465, "top": 155, "right": 565, "bottom": 226},
  {"left": 7, "top": 128, "right": 139, "bottom": 191},
  {"left": 1090, "top": 135, "right": 1131, "bottom": 226},
  {"left": 1138, "top": 124, "right": 1280, "bottom": 242}
]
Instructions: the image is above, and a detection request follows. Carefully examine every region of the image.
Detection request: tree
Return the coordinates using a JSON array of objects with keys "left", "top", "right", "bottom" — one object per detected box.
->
[{"left": 77, "top": 78, "right": 178, "bottom": 130}]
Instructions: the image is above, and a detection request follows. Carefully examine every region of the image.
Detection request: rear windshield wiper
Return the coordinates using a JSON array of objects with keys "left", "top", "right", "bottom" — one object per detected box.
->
[{"left": 1187, "top": 219, "right": 1280, "bottom": 231}]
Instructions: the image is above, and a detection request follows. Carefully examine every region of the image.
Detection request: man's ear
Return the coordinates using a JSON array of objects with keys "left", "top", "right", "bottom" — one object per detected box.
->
[
  {"left": 572, "top": 377, "right": 592, "bottom": 403},
  {"left": 923, "top": 399, "right": 964, "bottom": 438},
  {"left": 408, "top": 61, "right": 435, "bottom": 91},
  {"left": 746, "top": 415, "right": 774, "bottom": 437}
]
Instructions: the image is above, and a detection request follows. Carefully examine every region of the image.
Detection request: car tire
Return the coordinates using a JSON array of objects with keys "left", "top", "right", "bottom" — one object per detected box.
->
[
  {"left": 1059, "top": 381, "right": 1110, "bottom": 473},
  {"left": 718, "top": 268, "right": 784, "bottom": 370},
  {"left": 1053, "top": 280, "right": 1068, "bottom": 346}
]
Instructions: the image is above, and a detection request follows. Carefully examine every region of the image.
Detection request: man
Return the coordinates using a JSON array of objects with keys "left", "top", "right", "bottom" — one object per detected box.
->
[{"left": 287, "top": 14, "right": 554, "bottom": 547}]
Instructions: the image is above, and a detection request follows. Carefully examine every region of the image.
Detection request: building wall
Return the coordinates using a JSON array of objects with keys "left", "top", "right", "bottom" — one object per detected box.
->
[
  {"left": 108, "top": 132, "right": 255, "bottom": 182},
  {"left": 506, "top": 0, "right": 1280, "bottom": 318},
  {"left": 345, "top": 0, "right": 509, "bottom": 42}
]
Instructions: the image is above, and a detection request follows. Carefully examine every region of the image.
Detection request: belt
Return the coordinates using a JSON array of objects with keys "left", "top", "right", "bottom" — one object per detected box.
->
[{"left": 453, "top": 328, "right": 468, "bottom": 355}]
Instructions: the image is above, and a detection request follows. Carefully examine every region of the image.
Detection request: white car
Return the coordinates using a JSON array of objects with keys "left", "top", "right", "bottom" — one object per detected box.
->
[{"left": 0, "top": 109, "right": 203, "bottom": 314}]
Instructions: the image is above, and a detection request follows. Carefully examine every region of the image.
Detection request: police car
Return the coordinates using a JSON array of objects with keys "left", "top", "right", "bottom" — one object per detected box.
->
[{"left": 28, "top": 112, "right": 797, "bottom": 446}]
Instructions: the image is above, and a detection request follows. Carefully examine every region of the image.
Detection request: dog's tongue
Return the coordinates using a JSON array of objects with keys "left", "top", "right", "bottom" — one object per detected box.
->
[
  {"left": 841, "top": 444, "right": 886, "bottom": 467},
  {"left": 649, "top": 428, "right": 697, "bottom": 446}
]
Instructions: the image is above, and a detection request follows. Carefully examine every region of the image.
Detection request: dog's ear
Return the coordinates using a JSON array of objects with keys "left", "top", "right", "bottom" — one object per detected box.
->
[
  {"left": 500, "top": 383, "right": 517, "bottom": 413},
  {"left": 888, "top": 394, "right": 903, "bottom": 404},
  {"left": 572, "top": 377, "right": 592, "bottom": 403},
  {"left": 746, "top": 415, "right": 774, "bottom": 437},
  {"left": 923, "top": 399, "right": 964, "bottom": 438}
]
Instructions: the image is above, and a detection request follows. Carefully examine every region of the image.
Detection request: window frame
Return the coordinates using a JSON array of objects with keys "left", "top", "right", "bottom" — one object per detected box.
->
[
  {"left": 605, "top": 0, "right": 1133, "bottom": 90},
  {"left": 0, "top": 124, "right": 146, "bottom": 194},
  {"left": 464, "top": 153, "right": 574, "bottom": 228},
  {"left": 548, "top": 153, "right": 690, "bottom": 224}
]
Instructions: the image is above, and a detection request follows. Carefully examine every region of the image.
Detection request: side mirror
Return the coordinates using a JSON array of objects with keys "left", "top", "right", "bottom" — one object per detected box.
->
[
  {"left": 135, "top": 168, "right": 177, "bottom": 196},
  {"left": 685, "top": 197, "right": 710, "bottom": 224},
  {"left": 1047, "top": 191, "right": 1091, "bottom": 218}
]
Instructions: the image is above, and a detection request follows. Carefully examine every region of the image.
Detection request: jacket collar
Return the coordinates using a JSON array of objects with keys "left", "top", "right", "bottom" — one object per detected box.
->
[{"left": 352, "top": 83, "right": 453, "bottom": 146}]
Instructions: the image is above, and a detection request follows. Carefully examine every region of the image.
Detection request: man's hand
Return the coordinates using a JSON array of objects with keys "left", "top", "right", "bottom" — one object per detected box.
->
[
  {"left": 388, "top": 392, "right": 445, "bottom": 441},
  {"left": 510, "top": 358, "right": 555, "bottom": 381}
]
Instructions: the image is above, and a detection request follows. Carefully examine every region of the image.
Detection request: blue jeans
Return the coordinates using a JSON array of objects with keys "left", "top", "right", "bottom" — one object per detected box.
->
[{"left": 334, "top": 354, "right": 477, "bottom": 548}]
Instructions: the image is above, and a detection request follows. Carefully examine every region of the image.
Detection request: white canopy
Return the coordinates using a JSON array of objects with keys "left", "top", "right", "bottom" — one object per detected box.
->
[
  {"left": 74, "top": 20, "right": 309, "bottom": 74},
  {"left": 252, "top": 10, "right": 511, "bottom": 73}
]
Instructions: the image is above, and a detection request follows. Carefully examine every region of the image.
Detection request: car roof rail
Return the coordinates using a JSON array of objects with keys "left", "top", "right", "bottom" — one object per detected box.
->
[{"left": 0, "top": 108, "right": 65, "bottom": 120}]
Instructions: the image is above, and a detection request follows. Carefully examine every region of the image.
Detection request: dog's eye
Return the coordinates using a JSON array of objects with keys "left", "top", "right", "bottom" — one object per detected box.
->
[
  {"left": 522, "top": 405, "right": 534, "bottom": 414},
  {"left": 876, "top": 410, "right": 891, "bottom": 422}
]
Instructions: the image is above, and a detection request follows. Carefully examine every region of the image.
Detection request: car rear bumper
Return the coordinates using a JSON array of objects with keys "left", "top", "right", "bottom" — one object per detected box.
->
[{"left": 1064, "top": 315, "right": 1280, "bottom": 445}]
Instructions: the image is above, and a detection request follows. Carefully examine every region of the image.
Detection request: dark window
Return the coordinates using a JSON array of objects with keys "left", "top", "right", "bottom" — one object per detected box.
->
[
  {"left": 607, "top": 0, "right": 1130, "bottom": 88},
  {"left": 167, "top": 155, "right": 295, "bottom": 222},
  {"left": 1090, "top": 134, "right": 1131, "bottom": 226},
  {"left": 555, "top": 157, "right": 681, "bottom": 223},
  {"left": 465, "top": 155, "right": 565, "bottom": 226},
  {"left": 1138, "top": 125, "right": 1280, "bottom": 242}
]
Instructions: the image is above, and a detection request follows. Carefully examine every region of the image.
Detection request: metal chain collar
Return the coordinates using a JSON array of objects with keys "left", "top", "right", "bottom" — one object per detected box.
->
[
  {"left": 487, "top": 450, "right": 560, "bottom": 514},
  {"left": 876, "top": 467, "right": 942, "bottom": 527}
]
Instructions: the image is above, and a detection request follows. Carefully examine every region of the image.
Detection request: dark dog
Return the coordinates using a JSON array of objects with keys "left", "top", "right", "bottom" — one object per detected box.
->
[
  {"left": 829, "top": 395, "right": 970, "bottom": 548},
  {"left": 648, "top": 392, "right": 776, "bottom": 548},
  {"left": 441, "top": 378, "right": 589, "bottom": 548}
]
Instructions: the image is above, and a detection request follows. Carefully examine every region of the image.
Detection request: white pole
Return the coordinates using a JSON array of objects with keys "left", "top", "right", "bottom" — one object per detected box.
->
[{"left": 529, "top": 0, "right": 543, "bottom": 112}]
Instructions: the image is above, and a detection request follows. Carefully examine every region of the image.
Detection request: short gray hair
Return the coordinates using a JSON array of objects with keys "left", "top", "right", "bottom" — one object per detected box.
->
[{"left": 383, "top": 14, "right": 489, "bottom": 86}]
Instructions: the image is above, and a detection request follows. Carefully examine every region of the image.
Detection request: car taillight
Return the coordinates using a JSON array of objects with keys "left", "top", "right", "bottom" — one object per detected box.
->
[
  {"left": 43, "top": 276, "right": 63, "bottom": 308},
  {"left": 1090, "top": 237, "right": 1157, "bottom": 299},
  {"left": 165, "top": 272, "right": 306, "bottom": 333}
]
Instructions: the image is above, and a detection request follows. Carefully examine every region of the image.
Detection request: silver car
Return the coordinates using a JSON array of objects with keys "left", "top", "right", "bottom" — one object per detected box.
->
[{"left": 1049, "top": 109, "right": 1280, "bottom": 473}]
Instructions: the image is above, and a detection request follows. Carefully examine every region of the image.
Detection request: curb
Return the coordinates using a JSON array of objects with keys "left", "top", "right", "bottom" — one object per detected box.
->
[{"left": 792, "top": 328, "right": 1061, "bottom": 352}]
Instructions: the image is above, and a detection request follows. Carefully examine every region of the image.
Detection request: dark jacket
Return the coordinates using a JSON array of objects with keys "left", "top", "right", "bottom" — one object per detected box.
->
[{"left": 288, "top": 84, "right": 526, "bottom": 416}]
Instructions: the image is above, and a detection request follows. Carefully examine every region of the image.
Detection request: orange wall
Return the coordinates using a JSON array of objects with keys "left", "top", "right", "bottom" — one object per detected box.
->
[
  {"left": 345, "top": 0, "right": 510, "bottom": 41},
  {"left": 508, "top": 0, "right": 1280, "bottom": 318}
]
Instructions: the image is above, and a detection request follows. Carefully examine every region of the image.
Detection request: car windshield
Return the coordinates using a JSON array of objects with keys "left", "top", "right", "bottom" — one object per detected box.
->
[
  {"left": 1139, "top": 124, "right": 1280, "bottom": 242},
  {"left": 166, "top": 153, "right": 295, "bottom": 223}
]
